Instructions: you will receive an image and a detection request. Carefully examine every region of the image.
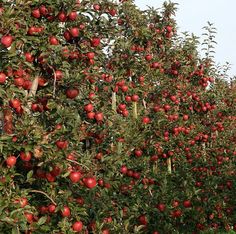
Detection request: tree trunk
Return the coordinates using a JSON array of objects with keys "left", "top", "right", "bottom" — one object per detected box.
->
[{"left": 3, "top": 108, "right": 13, "bottom": 134}]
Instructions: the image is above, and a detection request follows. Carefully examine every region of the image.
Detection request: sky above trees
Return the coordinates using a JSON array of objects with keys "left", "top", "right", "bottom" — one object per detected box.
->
[{"left": 135, "top": 0, "right": 236, "bottom": 78}]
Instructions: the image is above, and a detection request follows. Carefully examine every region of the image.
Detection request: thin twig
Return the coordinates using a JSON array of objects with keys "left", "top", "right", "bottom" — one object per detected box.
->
[
  {"left": 148, "top": 189, "right": 153, "bottom": 197},
  {"left": 29, "top": 190, "right": 57, "bottom": 205},
  {"left": 142, "top": 99, "right": 147, "bottom": 109},
  {"left": 66, "top": 159, "right": 90, "bottom": 170},
  {"left": 53, "top": 71, "right": 57, "bottom": 98}
]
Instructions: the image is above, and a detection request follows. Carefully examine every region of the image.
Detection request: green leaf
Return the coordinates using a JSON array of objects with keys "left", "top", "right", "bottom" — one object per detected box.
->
[
  {"left": 1, "top": 217, "right": 15, "bottom": 225},
  {"left": 11, "top": 227, "right": 19, "bottom": 234},
  {"left": 62, "top": 171, "right": 70, "bottom": 178},
  {"left": 27, "top": 170, "right": 34, "bottom": 181},
  {"left": 37, "top": 216, "right": 47, "bottom": 226}
]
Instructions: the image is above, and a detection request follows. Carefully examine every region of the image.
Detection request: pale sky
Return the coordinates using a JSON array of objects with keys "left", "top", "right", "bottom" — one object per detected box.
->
[{"left": 135, "top": 0, "right": 236, "bottom": 78}]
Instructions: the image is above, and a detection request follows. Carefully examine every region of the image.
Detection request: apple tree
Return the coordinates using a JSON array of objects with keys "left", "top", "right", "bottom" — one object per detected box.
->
[{"left": 0, "top": 0, "right": 235, "bottom": 233}]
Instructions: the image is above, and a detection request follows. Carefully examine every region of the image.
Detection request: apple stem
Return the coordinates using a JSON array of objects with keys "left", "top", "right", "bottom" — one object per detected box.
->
[
  {"left": 167, "top": 158, "right": 172, "bottom": 174},
  {"left": 132, "top": 102, "right": 138, "bottom": 119},
  {"left": 112, "top": 92, "right": 116, "bottom": 112}
]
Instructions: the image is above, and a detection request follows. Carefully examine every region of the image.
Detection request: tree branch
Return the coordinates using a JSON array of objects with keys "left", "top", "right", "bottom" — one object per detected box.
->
[
  {"left": 29, "top": 190, "right": 57, "bottom": 205},
  {"left": 66, "top": 159, "right": 90, "bottom": 170}
]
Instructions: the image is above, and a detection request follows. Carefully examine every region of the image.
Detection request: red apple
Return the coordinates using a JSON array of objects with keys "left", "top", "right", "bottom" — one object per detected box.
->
[
  {"left": 145, "top": 54, "right": 152, "bottom": 61},
  {"left": 0, "top": 72, "right": 7, "bottom": 84},
  {"left": 18, "top": 197, "right": 28, "bottom": 208},
  {"left": 131, "top": 94, "right": 139, "bottom": 102},
  {"left": 49, "top": 36, "right": 59, "bottom": 45},
  {"left": 24, "top": 212, "right": 34, "bottom": 223},
  {"left": 64, "top": 30, "right": 71, "bottom": 41},
  {"left": 31, "top": 8, "right": 41, "bottom": 18},
  {"left": 87, "top": 52, "right": 95, "bottom": 59},
  {"left": 69, "top": 171, "right": 82, "bottom": 183},
  {"left": 58, "top": 11, "right": 67, "bottom": 22},
  {"left": 39, "top": 5, "right": 48, "bottom": 16},
  {"left": 109, "top": 9, "right": 116, "bottom": 16},
  {"left": 138, "top": 214, "right": 147, "bottom": 225},
  {"left": 68, "top": 11, "right": 77, "bottom": 21},
  {"left": 72, "top": 221, "right": 83, "bottom": 232},
  {"left": 48, "top": 204, "right": 56, "bottom": 213},
  {"left": 95, "top": 112, "right": 103, "bottom": 122},
  {"left": 83, "top": 177, "right": 97, "bottom": 189},
  {"left": 183, "top": 200, "right": 192, "bottom": 208},
  {"left": 55, "top": 70, "right": 63, "bottom": 80},
  {"left": 183, "top": 114, "right": 189, "bottom": 121},
  {"left": 84, "top": 103, "right": 94, "bottom": 112},
  {"left": 61, "top": 206, "right": 71, "bottom": 217},
  {"left": 56, "top": 140, "right": 68, "bottom": 149},
  {"left": 66, "top": 88, "right": 79, "bottom": 99},
  {"left": 24, "top": 52, "right": 34, "bottom": 63},
  {"left": 9, "top": 99, "right": 21, "bottom": 109},
  {"left": 134, "top": 149, "right": 143, "bottom": 157},
  {"left": 1, "top": 35, "right": 13, "bottom": 48},
  {"left": 20, "top": 151, "right": 32, "bottom": 161},
  {"left": 87, "top": 112, "right": 95, "bottom": 119},
  {"left": 142, "top": 116, "right": 151, "bottom": 124},
  {"left": 156, "top": 203, "right": 166, "bottom": 212},
  {"left": 120, "top": 165, "right": 128, "bottom": 174},
  {"left": 14, "top": 77, "right": 24, "bottom": 87},
  {"left": 6, "top": 156, "right": 17, "bottom": 167},
  {"left": 93, "top": 4, "right": 100, "bottom": 11},
  {"left": 70, "top": 27, "right": 79, "bottom": 37},
  {"left": 50, "top": 165, "right": 61, "bottom": 177},
  {"left": 166, "top": 25, "right": 173, "bottom": 32},
  {"left": 91, "top": 37, "right": 100, "bottom": 47}
]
